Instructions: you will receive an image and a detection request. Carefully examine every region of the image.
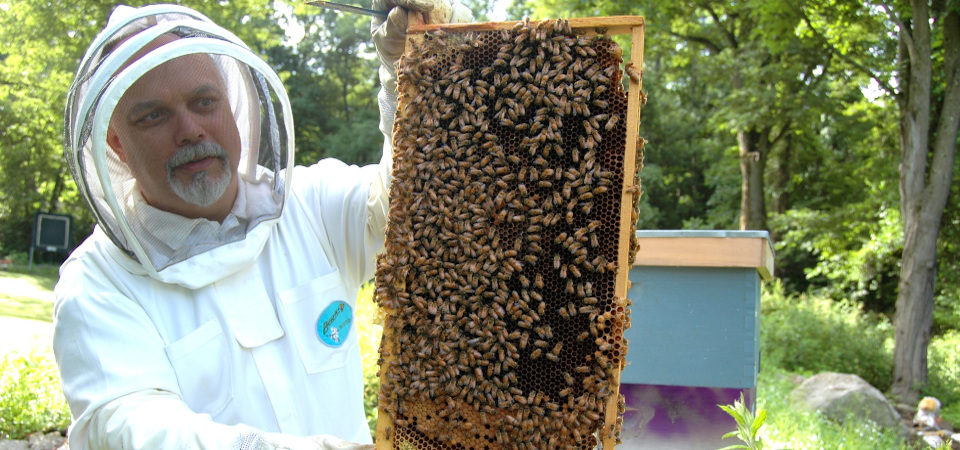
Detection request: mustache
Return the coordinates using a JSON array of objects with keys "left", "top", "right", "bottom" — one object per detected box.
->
[{"left": 167, "top": 141, "right": 228, "bottom": 172}]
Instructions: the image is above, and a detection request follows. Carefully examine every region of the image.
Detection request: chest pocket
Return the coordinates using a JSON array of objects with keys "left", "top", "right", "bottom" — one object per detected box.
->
[
  {"left": 164, "top": 319, "right": 233, "bottom": 416},
  {"left": 278, "top": 269, "right": 355, "bottom": 374}
]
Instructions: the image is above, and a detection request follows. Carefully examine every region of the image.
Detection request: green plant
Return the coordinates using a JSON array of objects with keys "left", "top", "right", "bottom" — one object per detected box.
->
[
  {"left": 926, "top": 330, "right": 960, "bottom": 426},
  {"left": 718, "top": 393, "right": 765, "bottom": 450},
  {"left": 356, "top": 283, "right": 383, "bottom": 439},
  {"left": 3, "top": 251, "right": 29, "bottom": 266},
  {"left": 761, "top": 282, "right": 894, "bottom": 389},
  {"left": 756, "top": 366, "right": 910, "bottom": 449},
  {"left": 0, "top": 351, "right": 70, "bottom": 440}
]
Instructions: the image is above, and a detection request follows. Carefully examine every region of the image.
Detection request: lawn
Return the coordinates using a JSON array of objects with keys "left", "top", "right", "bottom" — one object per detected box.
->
[
  {"left": 0, "top": 265, "right": 58, "bottom": 322},
  {"left": 0, "top": 264, "right": 69, "bottom": 440},
  {"left": 0, "top": 265, "right": 58, "bottom": 357}
]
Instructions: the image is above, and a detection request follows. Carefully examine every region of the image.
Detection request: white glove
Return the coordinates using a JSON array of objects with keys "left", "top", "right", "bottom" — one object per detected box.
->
[
  {"left": 370, "top": 0, "right": 474, "bottom": 94},
  {"left": 370, "top": 0, "right": 474, "bottom": 80},
  {"left": 81, "top": 389, "right": 375, "bottom": 450}
]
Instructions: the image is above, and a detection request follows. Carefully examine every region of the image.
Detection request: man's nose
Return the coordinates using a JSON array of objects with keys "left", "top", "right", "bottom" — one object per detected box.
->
[{"left": 175, "top": 111, "right": 205, "bottom": 146}]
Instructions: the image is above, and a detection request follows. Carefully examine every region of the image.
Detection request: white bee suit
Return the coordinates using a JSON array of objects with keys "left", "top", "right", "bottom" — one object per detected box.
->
[
  {"left": 53, "top": 3, "right": 410, "bottom": 448},
  {"left": 54, "top": 161, "right": 386, "bottom": 448}
]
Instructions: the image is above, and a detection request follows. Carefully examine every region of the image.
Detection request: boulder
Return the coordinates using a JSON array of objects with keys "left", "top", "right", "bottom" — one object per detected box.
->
[
  {"left": 0, "top": 441, "right": 29, "bottom": 450},
  {"left": 790, "top": 372, "right": 905, "bottom": 433},
  {"left": 0, "top": 432, "right": 67, "bottom": 450},
  {"left": 27, "top": 432, "right": 66, "bottom": 450}
]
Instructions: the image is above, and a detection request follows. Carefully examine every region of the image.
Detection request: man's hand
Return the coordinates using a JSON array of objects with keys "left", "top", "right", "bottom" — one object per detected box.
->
[
  {"left": 371, "top": 0, "right": 473, "bottom": 81},
  {"left": 253, "top": 431, "right": 374, "bottom": 449}
]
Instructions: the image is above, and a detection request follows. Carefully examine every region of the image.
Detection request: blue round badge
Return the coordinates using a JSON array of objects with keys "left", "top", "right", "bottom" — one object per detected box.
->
[{"left": 316, "top": 300, "right": 353, "bottom": 348}]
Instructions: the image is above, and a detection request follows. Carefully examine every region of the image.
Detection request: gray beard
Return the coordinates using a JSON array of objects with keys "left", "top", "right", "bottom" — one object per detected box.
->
[{"left": 166, "top": 141, "right": 232, "bottom": 208}]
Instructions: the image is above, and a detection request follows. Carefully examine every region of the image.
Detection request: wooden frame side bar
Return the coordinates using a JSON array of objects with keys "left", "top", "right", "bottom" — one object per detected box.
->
[{"left": 602, "top": 20, "right": 645, "bottom": 450}]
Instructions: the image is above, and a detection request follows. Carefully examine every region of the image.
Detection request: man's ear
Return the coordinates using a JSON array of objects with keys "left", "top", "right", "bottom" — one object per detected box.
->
[{"left": 106, "top": 128, "right": 127, "bottom": 163}]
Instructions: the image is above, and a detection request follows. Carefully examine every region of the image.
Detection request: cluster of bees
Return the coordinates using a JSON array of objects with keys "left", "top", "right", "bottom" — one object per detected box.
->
[{"left": 375, "top": 17, "right": 643, "bottom": 449}]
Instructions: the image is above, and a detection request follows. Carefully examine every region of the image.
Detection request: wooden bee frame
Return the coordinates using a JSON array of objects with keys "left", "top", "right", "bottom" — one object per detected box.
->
[{"left": 374, "top": 15, "right": 644, "bottom": 449}]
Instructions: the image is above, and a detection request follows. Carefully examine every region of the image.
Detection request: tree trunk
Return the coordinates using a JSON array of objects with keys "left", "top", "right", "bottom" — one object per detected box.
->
[
  {"left": 890, "top": 0, "right": 960, "bottom": 404},
  {"left": 771, "top": 133, "right": 792, "bottom": 216},
  {"left": 891, "top": 217, "right": 938, "bottom": 403},
  {"left": 342, "top": 77, "right": 351, "bottom": 123},
  {"left": 46, "top": 167, "right": 64, "bottom": 213},
  {"left": 738, "top": 128, "right": 768, "bottom": 230}
]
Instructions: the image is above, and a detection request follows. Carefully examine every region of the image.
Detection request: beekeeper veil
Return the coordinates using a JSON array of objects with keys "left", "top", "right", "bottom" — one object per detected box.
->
[{"left": 64, "top": 4, "right": 294, "bottom": 278}]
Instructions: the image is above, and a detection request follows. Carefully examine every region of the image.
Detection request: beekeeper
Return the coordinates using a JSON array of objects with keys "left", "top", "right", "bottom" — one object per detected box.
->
[{"left": 54, "top": 2, "right": 470, "bottom": 449}]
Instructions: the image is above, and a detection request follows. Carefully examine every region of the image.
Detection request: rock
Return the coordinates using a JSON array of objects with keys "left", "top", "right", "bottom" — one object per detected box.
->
[
  {"left": 893, "top": 401, "right": 916, "bottom": 419},
  {"left": 27, "top": 432, "right": 66, "bottom": 450},
  {"left": 0, "top": 441, "right": 29, "bottom": 450},
  {"left": 918, "top": 431, "right": 960, "bottom": 449},
  {"left": 790, "top": 372, "right": 907, "bottom": 435}
]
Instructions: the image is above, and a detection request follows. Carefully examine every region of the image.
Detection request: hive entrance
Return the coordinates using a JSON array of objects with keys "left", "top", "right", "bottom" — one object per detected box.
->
[{"left": 375, "top": 16, "right": 644, "bottom": 449}]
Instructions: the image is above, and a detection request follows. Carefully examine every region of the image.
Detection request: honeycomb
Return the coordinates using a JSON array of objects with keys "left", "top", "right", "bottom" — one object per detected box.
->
[{"left": 374, "top": 17, "right": 644, "bottom": 449}]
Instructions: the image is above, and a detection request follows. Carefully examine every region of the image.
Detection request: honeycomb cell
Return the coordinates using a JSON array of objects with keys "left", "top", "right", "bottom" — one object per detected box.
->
[{"left": 375, "top": 17, "right": 642, "bottom": 449}]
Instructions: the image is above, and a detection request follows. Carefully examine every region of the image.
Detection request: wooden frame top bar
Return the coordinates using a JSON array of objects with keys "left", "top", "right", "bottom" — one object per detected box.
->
[
  {"left": 408, "top": 15, "right": 645, "bottom": 35},
  {"left": 632, "top": 232, "right": 775, "bottom": 280}
]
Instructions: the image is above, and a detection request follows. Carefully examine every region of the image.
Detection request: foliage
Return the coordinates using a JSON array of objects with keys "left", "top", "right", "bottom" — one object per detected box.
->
[
  {"left": 925, "top": 331, "right": 960, "bottom": 427},
  {"left": 933, "top": 292, "right": 960, "bottom": 335},
  {"left": 718, "top": 393, "right": 766, "bottom": 450},
  {"left": 760, "top": 282, "right": 894, "bottom": 390},
  {"left": 767, "top": 86, "right": 901, "bottom": 301},
  {"left": 0, "top": 1, "right": 103, "bottom": 258},
  {"left": 0, "top": 351, "right": 70, "bottom": 440},
  {"left": 759, "top": 286, "right": 960, "bottom": 440},
  {"left": 933, "top": 156, "right": 960, "bottom": 334},
  {"left": 755, "top": 366, "right": 909, "bottom": 449},
  {"left": 355, "top": 282, "right": 383, "bottom": 439},
  {"left": 771, "top": 204, "right": 903, "bottom": 314}
]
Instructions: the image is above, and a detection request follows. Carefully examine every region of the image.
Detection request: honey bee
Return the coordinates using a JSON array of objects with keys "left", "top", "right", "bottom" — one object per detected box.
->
[{"left": 624, "top": 61, "right": 641, "bottom": 83}]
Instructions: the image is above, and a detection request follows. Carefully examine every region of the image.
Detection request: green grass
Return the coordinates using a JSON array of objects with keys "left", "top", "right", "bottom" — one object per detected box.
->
[
  {"left": 0, "top": 265, "right": 59, "bottom": 322},
  {"left": 754, "top": 366, "right": 911, "bottom": 450}
]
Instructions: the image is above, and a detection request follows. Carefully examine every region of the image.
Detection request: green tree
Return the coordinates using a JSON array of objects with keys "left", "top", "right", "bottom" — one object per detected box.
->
[
  {"left": 0, "top": 1, "right": 113, "bottom": 256},
  {"left": 280, "top": 3, "right": 382, "bottom": 166},
  {"left": 792, "top": 0, "right": 960, "bottom": 404}
]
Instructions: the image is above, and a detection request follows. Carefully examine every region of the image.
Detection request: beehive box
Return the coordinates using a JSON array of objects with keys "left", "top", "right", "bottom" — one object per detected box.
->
[
  {"left": 374, "top": 16, "right": 645, "bottom": 449},
  {"left": 619, "top": 230, "right": 773, "bottom": 448}
]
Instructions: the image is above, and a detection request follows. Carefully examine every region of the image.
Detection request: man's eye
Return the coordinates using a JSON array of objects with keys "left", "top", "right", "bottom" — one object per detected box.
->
[
  {"left": 137, "top": 110, "right": 165, "bottom": 125},
  {"left": 196, "top": 97, "right": 218, "bottom": 109}
]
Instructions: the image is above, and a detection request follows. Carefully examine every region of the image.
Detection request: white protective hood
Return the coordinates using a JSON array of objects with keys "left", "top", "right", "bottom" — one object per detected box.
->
[{"left": 63, "top": 5, "right": 295, "bottom": 284}]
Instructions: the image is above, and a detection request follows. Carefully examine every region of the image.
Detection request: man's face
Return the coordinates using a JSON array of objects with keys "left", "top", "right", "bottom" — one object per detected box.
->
[{"left": 107, "top": 45, "right": 241, "bottom": 221}]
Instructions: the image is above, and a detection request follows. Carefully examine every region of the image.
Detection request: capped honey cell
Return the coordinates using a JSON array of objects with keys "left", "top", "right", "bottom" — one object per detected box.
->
[{"left": 375, "top": 16, "right": 644, "bottom": 450}]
